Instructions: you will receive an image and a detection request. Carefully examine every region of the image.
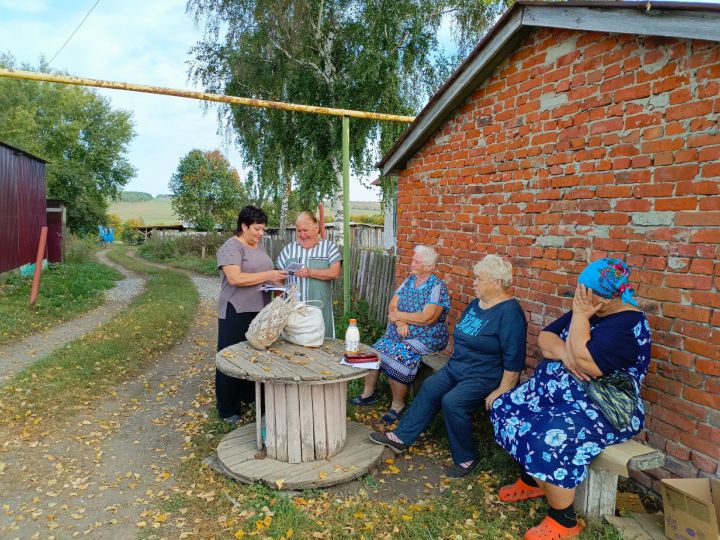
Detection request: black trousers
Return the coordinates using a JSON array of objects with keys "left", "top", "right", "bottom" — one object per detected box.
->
[{"left": 216, "top": 303, "right": 259, "bottom": 418}]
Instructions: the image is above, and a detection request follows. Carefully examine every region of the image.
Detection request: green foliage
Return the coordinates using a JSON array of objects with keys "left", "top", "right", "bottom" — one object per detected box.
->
[
  {"left": 0, "top": 54, "right": 137, "bottom": 234},
  {"left": 63, "top": 233, "right": 99, "bottom": 263},
  {"left": 0, "top": 247, "right": 198, "bottom": 427},
  {"left": 169, "top": 149, "right": 247, "bottom": 232},
  {"left": 119, "top": 190, "right": 154, "bottom": 202},
  {"left": 334, "top": 296, "right": 387, "bottom": 346},
  {"left": 350, "top": 213, "right": 384, "bottom": 226},
  {"left": 138, "top": 234, "right": 229, "bottom": 275},
  {"left": 187, "top": 0, "right": 506, "bottom": 213},
  {"left": 121, "top": 218, "right": 145, "bottom": 245},
  {"left": 138, "top": 233, "right": 231, "bottom": 275},
  {"left": 0, "top": 261, "right": 121, "bottom": 345}
]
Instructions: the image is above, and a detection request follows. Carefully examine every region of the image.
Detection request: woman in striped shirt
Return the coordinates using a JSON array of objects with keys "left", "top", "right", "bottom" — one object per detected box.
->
[{"left": 277, "top": 211, "right": 342, "bottom": 337}]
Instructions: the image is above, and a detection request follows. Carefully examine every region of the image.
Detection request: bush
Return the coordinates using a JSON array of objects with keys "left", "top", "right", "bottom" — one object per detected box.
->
[
  {"left": 63, "top": 234, "right": 97, "bottom": 264},
  {"left": 121, "top": 218, "right": 145, "bottom": 245},
  {"left": 334, "top": 296, "right": 386, "bottom": 346},
  {"left": 350, "top": 214, "right": 384, "bottom": 226},
  {"left": 138, "top": 233, "right": 231, "bottom": 261}
]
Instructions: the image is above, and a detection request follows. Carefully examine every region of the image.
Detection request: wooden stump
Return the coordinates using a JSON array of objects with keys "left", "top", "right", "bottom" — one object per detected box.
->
[{"left": 265, "top": 381, "right": 346, "bottom": 463}]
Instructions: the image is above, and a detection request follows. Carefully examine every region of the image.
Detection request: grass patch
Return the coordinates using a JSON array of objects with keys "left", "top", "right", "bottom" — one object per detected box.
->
[
  {"left": 0, "top": 247, "right": 198, "bottom": 431},
  {"left": 0, "top": 261, "right": 122, "bottom": 346}
]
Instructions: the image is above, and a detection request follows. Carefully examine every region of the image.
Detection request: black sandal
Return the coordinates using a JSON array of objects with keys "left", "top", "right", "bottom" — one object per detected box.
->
[
  {"left": 350, "top": 393, "right": 378, "bottom": 406},
  {"left": 380, "top": 408, "right": 405, "bottom": 425}
]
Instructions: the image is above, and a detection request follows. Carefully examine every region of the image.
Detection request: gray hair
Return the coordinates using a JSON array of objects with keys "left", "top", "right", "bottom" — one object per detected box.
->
[
  {"left": 414, "top": 245, "right": 438, "bottom": 269},
  {"left": 473, "top": 254, "right": 513, "bottom": 289}
]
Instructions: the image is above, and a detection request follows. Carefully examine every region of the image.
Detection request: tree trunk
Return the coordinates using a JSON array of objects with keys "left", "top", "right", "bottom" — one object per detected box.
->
[
  {"left": 330, "top": 157, "right": 343, "bottom": 246},
  {"left": 278, "top": 161, "right": 291, "bottom": 239}
]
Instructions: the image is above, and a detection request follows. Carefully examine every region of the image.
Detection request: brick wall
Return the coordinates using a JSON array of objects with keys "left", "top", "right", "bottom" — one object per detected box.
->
[{"left": 395, "top": 28, "right": 719, "bottom": 490}]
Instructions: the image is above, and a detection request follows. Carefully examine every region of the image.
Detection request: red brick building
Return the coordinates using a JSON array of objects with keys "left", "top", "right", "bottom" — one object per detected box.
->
[{"left": 379, "top": 1, "right": 720, "bottom": 490}]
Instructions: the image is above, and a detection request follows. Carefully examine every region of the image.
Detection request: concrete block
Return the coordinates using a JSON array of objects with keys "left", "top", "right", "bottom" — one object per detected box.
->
[{"left": 631, "top": 212, "right": 675, "bottom": 226}]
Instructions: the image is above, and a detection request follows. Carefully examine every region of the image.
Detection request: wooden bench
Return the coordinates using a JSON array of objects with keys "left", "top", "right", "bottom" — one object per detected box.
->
[{"left": 416, "top": 353, "right": 665, "bottom": 520}]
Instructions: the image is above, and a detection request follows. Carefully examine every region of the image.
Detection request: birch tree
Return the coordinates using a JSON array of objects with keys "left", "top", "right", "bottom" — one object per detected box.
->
[{"left": 187, "top": 0, "right": 506, "bottom": 242}]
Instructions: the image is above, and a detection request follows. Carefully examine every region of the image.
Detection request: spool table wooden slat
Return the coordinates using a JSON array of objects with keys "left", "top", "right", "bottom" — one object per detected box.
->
[{"left": 215, "top": 339, "right": 383, "bottom": 486}]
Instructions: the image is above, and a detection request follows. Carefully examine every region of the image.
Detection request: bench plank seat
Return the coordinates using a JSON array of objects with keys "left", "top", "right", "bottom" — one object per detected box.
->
[{"left": 417, "top": 353, "right": 664, "bottom": 520}]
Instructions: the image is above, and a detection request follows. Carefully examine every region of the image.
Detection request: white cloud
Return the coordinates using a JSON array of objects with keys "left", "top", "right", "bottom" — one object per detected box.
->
[{"left": 0, "top": 0, "right": 380, "bottom": 200}]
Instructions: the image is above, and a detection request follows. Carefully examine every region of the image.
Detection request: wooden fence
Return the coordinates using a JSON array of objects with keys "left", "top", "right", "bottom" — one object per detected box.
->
[
  {"left": 261, "top": 234, "right": 396, "bottom": 325},
  {"left": 340, "top": 248, "right": 396, "bottom": 324},
  {"left": 263, "top": 223, "right": 384, "bottom": 252}
]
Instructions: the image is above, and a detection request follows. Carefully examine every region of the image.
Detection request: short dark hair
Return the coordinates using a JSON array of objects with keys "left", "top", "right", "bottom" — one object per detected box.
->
[{"left": 236, "top": 205, "right": 268, "bottom": 234}]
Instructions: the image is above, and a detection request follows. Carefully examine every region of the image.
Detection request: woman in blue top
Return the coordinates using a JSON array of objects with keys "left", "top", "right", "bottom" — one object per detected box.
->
[
  {"left": 490, "top": 258, "right": 651, "bottom": 540},
  {"left": 351, "top": 245, "right": 450, "bottom": 424},
  {"left": 370, "top": 254, "right": 528, "bottom": 478}
]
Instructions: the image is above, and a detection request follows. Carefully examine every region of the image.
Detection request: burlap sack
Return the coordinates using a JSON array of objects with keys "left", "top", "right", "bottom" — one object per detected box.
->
[{"left": 245, "top": 284, "right": 298, "bottom": 350}]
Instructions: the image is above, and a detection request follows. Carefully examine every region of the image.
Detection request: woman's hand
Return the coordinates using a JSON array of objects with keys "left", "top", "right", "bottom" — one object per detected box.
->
[
  {"left": 395, "top": 321, "right": 409, "bottom": 338},
  {"left": 485, "top": 388, "right": 504, "bottom": 410},
  {"left": 572, "top": 284, "right": 607, "bottom": 319},
  {"left": 387, "top": 310, "right": 401, "bottom": 323},
  {"left": 294, "top": 267, "right": 310, "bottom": 278},
  {"left": 268, "top": 269, "right": 288, "bottom": 283}
]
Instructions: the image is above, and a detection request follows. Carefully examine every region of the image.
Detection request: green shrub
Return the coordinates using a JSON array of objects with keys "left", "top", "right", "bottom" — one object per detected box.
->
[
  {"left": 350, "top": 214, "right": 384, "bottom": 226},
  {"left": 63, "top": 234, "right": 97, "bottom": 264},
  {"left": 138, "top": 233, "right": 230, "bottom": 261},
  {"left": 334, "top": 296, "right": 386, "bottom": 345}
]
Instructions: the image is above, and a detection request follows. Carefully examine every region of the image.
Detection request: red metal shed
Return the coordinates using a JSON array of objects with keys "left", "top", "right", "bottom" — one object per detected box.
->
[{"left": 0, "top": 141, "right": 48, "bottom": 273}]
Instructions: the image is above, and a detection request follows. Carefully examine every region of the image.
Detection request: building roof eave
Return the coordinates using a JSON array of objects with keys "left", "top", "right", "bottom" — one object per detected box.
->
[{"left": 378, "top": 0, "right": 720, "bottom": 176}]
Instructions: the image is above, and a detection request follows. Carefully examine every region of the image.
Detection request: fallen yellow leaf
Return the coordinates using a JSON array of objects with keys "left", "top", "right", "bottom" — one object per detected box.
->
[{"left": 276, "top": 478, "right": 286, "bottom": 489}]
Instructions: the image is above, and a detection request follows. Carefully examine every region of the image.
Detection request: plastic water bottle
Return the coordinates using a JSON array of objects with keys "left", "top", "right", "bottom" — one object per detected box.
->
[{"left": 345, "top": 319, "right": 360, "bottom": 354}]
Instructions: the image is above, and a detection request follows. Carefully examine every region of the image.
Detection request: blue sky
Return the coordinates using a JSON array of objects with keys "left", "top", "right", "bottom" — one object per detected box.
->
[{"left": 0, "top": 0, "right": 387, "bottom": 200}]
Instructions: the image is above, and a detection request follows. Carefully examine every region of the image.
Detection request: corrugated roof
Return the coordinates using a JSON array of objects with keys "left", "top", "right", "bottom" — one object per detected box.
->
[
  {"left": 0, "top": 141, "right": 49, "bottom": 164},
  {"left": 378, "top": 0, "right": 720, "bottom": 175}
]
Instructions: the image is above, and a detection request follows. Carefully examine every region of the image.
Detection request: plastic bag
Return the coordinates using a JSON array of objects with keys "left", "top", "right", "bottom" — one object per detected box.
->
[
  {"left": 245, "top": 285, "right": 298, "bottom": 350},
  {"left": 281, "top": 301, "right": 325, "bottom": 347},
  {"left": 584, "top": 371, "right": 638, "bottom": 431}
]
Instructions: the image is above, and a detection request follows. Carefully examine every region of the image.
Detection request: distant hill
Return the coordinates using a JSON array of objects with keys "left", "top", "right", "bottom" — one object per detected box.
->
[
  {"left": 108, "top": 197, "right": 381, "bottom": 226},
  {"left": 118, "top": 191, "right": 154, "bottom": 202}
]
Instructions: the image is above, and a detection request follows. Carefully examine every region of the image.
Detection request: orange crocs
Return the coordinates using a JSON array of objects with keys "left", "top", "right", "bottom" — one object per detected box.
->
[
  {"left": 498, "top": 478, "right": 545, "bottom": 502},
  {"left": 524, "top": 516, "right": 583, "bottom": 540}
]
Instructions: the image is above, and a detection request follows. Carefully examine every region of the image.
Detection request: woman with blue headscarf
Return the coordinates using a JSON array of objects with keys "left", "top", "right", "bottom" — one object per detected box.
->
[{"left": 490, "top": 258, "right": 651, "bottom": 540}]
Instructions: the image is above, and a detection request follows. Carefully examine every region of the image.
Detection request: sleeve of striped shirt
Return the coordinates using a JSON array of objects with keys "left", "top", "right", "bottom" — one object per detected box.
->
[
  {"left": 325, "top": 241, "right": 342, "bottom": 263},
  {"left": 276, "top": 245, "right": 289, "bottom": 269}
]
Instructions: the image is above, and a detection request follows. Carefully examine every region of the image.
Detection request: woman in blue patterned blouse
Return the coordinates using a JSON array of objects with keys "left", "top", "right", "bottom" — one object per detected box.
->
[
  {"left": 490, "top": 258, "right": 651, "bottom": 540},
  {"left": 351, "top": 245, "right": 450, "bottom": 424}
]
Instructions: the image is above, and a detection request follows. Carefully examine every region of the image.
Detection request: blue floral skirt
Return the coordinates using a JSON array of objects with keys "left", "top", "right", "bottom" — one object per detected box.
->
[{"left": 490, "top": 361, "right": 643, "bottom": 489}]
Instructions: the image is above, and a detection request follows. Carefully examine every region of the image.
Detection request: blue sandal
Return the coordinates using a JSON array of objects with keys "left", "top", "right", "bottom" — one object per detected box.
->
[
  {"left": 380, "top": 408, "right": 405, "bottom": 425},
  {"left": 350, "top": 393, "right": 378, "bottom": 406}
]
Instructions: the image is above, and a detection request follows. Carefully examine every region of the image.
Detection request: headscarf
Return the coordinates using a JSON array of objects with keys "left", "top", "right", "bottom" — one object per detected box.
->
[{"left": 577, "top": 258, "right": 638, "bottom": 306}]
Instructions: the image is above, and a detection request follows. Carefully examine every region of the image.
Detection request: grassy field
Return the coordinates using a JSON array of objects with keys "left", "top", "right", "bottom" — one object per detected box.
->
[
  {"left": 0, "top": 262, "right": 122, "bottom": 345},
  {"left": 109, "top": 198, "right": 183, "bottom": 225},
  {"left": 109, "top": 198, "right": 381, "bottom": 225}
]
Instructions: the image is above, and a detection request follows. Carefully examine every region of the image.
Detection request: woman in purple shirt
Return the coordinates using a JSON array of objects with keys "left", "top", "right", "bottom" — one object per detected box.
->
[{"left": 215, "top": 206, "right": 286, "bottom": 425}]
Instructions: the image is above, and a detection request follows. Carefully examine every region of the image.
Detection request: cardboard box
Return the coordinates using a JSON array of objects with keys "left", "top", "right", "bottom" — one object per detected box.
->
[{"left": 661, "top": 478, "right": 720, "bottom": 540}]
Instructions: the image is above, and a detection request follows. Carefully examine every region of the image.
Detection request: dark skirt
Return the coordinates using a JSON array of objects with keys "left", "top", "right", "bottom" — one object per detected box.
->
[{"left": 216, "top": 303, "right": 259, "bottom": 418}]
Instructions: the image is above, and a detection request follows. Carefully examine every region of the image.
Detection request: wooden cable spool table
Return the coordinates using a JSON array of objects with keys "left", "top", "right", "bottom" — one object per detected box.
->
[{"left": 213, "top": 338, "right": 385, "bottom": 489}]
